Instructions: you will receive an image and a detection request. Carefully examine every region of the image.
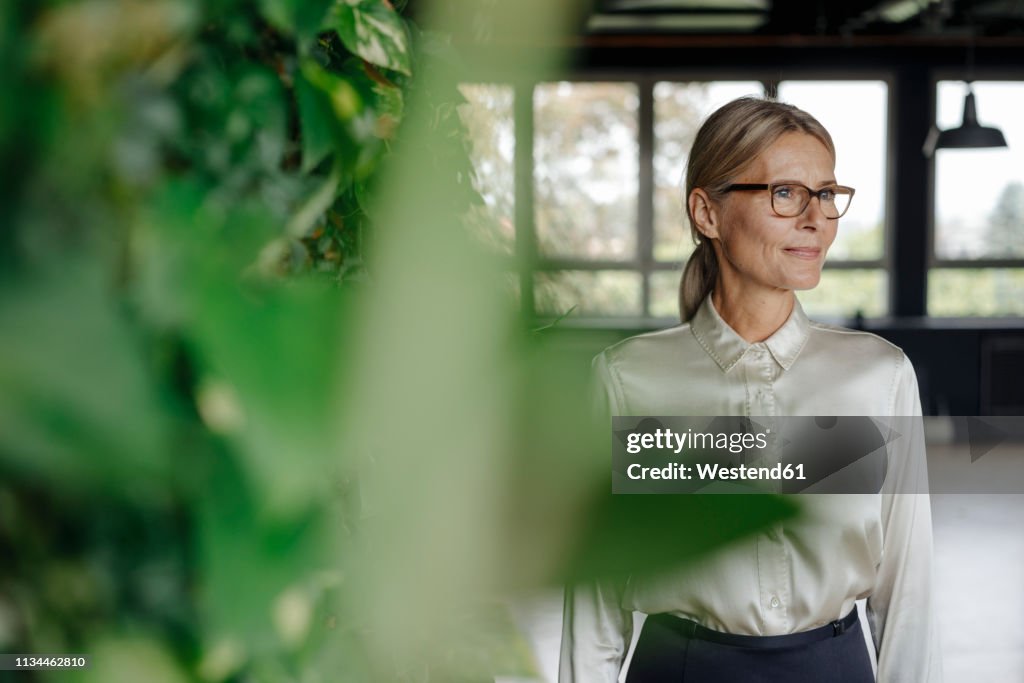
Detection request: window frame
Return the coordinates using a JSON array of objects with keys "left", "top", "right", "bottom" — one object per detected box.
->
[
  {"left": 924, "top": 70, "right": 1024, "bottom": 318},
  {"left": 496, "top": 70, "right": 897, "bottom": 325},
  {"left": 928, "top": 70, "right": 1024, "bottom": 271}
]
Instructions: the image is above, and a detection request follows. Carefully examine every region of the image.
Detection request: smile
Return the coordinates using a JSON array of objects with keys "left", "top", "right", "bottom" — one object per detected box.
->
[{"left": 783, "top": 248, "right": 821, "bottom": 259}]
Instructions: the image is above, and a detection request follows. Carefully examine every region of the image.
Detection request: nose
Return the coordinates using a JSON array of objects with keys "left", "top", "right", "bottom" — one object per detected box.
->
[{"left": 800, "top": 194, "right": 830, "bottom": 228}]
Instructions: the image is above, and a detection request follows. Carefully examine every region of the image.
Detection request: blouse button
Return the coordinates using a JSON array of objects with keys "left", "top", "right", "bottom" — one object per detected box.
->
[{"left": 770, "top": 596, "right": 781, "bottom": 609}]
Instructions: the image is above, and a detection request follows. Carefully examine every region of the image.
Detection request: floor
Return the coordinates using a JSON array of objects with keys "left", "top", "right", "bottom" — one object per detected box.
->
[{"left": 498, "top": 444, "right": 1024, "bottom": 682}]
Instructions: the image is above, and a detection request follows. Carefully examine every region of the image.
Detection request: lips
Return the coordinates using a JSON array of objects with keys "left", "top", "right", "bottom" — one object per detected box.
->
[{"left": 783, "top": 247, "right": 821, "bottom": 259}]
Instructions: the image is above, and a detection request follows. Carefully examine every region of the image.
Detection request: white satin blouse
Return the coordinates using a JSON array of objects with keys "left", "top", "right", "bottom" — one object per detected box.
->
[{"left": 559, "top": 295, "right": 942, "bottom": 682}]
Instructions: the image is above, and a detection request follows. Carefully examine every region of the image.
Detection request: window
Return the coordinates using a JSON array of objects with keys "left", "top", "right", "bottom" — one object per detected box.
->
[
  {"left": 459, "top": 84, "right": 515, "bottom": 257},
  {"left": 533, "top": 82, "right": 641, "bottom": 317},
  {"left": 649, "top": 81, "right": 763, "bottom": 318},
  {"left": 778, "top": 81, "right": 888, "bottom": 319},
  {"left": 460, "top": 78, "right": 892, "bottom": 323},
  {"left": 929, "top": 80, "right": 1024, "bottom": 316}
]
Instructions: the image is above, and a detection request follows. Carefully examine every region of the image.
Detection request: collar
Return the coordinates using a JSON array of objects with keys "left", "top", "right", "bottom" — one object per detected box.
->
[{"left": 689, "top": 295, "right": 811, "bottom": 373}]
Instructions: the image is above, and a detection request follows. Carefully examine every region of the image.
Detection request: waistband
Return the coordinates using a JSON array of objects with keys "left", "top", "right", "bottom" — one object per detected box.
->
[{"left": 647, "top": 605, "right": 860, "bottom": 650}]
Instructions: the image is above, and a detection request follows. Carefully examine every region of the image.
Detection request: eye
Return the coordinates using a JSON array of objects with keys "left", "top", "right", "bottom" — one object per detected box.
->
[
  {"left": 773, "top": 185, "right": 796, "bottom": 200},
  {"left": 818, "top": 188, "right": 837, "bottom": 201}
]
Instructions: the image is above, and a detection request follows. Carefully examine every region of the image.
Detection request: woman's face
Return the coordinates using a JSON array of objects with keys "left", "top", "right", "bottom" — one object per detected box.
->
[{"left": 702, "top": 132, "right": 839, "bottom": 297}]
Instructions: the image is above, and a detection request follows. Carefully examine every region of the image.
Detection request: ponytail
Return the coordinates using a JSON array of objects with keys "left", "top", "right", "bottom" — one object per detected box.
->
[{"left": 679, "top": 240, "right": 717, "bottom": 322}]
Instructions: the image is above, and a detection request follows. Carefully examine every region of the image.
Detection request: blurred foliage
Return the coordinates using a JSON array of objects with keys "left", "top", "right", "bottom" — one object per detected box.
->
[
  {"left": 797, "top": 269, "right": 888, "bottom": 320},
  {"left": 534, "top": 271, "right": 642, "bottom": 318},
  {"left": 457, "top": 84, "right": 515, "bottom": 258},
  {"left": 534, "top": 82, "right": 639, "bottom": 262},
  {"left": 0, "top": 1, "right": 795, "bottom": 681},
  {"left": 986, "top": 181, "right": 1024, "bottom": 258},
  {"left": 929, "top": 268, "right": 1024, "bottom": 316},
  {"left": 2, "top": 0, "right": 426, "bottom": 678}
]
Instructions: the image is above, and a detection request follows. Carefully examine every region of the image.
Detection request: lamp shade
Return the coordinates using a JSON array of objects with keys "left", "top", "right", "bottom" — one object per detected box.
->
[{"left": 924, "top": 87, "right": 1008, "bottom": 157}]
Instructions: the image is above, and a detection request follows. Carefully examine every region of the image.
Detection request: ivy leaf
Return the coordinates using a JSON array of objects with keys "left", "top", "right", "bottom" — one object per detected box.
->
[
  {"left": 294, "top": 67, "right": 337, "bottom": 172},
  {"left": 331, "top": 0, "right": 412, "bottom": 76},
  {"left": 258, "top": 0, "right": 333, "bottom": 40},
  {"left": 298, "top": 59, "right": 386, "bottom": 180},
  {"left": 372, "top": 76, "right": 404, "bottom": 130}
]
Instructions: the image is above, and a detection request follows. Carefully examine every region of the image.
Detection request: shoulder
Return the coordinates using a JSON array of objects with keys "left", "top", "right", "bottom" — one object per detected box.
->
[
  {"left": 596, "top": 324, "right": 693, "bottom": 368},
  {"left": 804, "top": 321, "right": 918, "bottom": 412},
  {"left": 592, "top": 325, "right": 695, "bottom": 415},
  {"left": 806, "top": 320, "right": 907, "bottom": 361}
]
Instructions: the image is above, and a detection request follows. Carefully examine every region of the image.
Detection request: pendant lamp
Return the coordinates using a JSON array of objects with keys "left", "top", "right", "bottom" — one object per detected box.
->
[{"left": 923, "top": 83, "right": 1008, "bottom": 157}]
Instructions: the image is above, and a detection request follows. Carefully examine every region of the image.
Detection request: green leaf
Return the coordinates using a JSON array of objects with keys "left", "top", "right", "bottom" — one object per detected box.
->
[
  {"left": 143, "top": 183, "right": 356, "bottom": 515},
  {"left": 232, "top": 67, "right": 289, "bottom": 172},
  {"left": 195, "top": 447, "right": 337, "bottom": 647},
  {"left": 258, "top": 0, "right": 334, "bottom": 41},
  {"left": 566, "top": 494, "right": 800, "bottom": 584},
  {"left": 295, "top": 67, "right": 337, "bottom": 172},
  {"left": 190, "top": 279, "right": 355, "bottom": 516},
  {"left": 297, "top": 59, "right": 386, "bottom": 177},
  {"left": 331, "top": 0, "right": 412, "bottom": 76},
  {"left": 258, "top": 0, "right": 296, "bottom": 33},
  {"left": 287, "top": 162, "right": 343, "bottom": 237},
  {"left": 0, "top": 265, "right": 169, "bottom": 497},
  {"left": 74, "top": 634, "right": 190, "bottom": 683},
  {"left": 375, "top": 79, "right": 404, "bottom": 117}
]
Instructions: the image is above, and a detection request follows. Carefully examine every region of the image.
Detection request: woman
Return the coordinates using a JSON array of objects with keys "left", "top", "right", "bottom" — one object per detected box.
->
[{"left": 559, "top": 98, "right": 941, "bottom": 682}]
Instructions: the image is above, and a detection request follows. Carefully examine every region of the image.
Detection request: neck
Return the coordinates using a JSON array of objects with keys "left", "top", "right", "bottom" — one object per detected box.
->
[{"left": 711, "top": 286, "right": 795, "bottom": 343}]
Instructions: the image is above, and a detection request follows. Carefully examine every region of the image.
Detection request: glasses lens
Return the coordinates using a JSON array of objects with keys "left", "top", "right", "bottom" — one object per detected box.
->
[
  {"left": 821, "top": 187, "right": 853, "bottom": 218},
  {"left": 771, "top": 185, "right": 853, "bottom": 218},
  {"left": 771, "top": 184, "right": 810, "bottom": 217}
]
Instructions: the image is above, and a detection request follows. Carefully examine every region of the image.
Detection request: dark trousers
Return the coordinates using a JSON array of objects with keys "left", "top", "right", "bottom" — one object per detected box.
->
[{"left": 625, "top": 607, "right": 875, "bottom": 682}]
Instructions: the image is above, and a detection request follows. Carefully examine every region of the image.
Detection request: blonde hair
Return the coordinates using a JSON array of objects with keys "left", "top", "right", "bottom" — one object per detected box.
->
[{"left": 679, "top": 97, "right": 835, "bottom": 321}]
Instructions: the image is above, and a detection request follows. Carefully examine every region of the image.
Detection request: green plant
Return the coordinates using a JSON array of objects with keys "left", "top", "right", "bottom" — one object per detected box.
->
[{"left": 0, "top": 2, "right": 795, "bottom": 681}]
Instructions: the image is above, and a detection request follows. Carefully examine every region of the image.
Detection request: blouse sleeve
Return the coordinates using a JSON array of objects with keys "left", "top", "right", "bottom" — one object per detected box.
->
[
  {"left": 867, "top": 353, "right": 944, "bottom": 682},
  {"left": 558, "top": 352, "right": 634, "bottom": 683}
]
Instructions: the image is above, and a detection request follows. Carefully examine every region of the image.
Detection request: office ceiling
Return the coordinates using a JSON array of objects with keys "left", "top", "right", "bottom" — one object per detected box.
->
[{"left": 586, "top": 0, "right": 1024, "bottom": 37}]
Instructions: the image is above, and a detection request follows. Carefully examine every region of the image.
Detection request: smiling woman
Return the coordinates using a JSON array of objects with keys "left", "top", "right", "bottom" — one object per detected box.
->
[
  {"left": 560, "top": 97, "right": 941, "bottom": 683},
  {"left": 699, "top": 136, "right": 852, "bottom": 329},
  {"left": 680, "top": 99, "right": 840, "bottom": 333}
]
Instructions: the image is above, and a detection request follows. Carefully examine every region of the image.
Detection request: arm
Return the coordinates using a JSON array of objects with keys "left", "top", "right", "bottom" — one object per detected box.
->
[
  {"left": 867, "top": 354, "right": 943, "bottom": 682},
  {"left": 559, "top": 580, "right": 633, "bottom": 683},
  {"left": 558, "top": 352, "right": 633, "bottom": 683}
]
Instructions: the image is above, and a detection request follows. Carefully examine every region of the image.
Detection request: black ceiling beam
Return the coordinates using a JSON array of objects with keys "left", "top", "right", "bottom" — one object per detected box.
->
[
  {"left": 451, "top": 38, "right": 1024, "bottom": 81},
  {"left": 595, "top": 7, "right": 769, "bottom": 15},
  {"left": 580, "top": 37, "right": 1016, "bottom": 81},
  {"left": 583, "top": 0, "right": 1024, "bottom": 36},
  {"left": 759, "top": 0, "right": 892, "bottom": 35}
]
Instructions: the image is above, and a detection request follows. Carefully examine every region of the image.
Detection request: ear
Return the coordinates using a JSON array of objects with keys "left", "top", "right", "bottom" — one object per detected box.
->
[{"left": 688, "top": 188, "right": 722, "bottom": 239}]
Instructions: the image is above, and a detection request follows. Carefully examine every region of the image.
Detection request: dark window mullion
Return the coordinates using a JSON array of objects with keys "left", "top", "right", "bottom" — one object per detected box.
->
[
  {"left": 638, "top": 79, "right": 655, "bottom": 317},
  {"left": 536, "top": 259, "right": 644, "bottom": 271},
  {"left": 933, "top": 259, "right": 1024, "bottom": 269},
  {"left": 891, "top": 66, "right": 930, "bottom": 316},
  {"left": 822, "top": 260, "right": 887, "bottom": 270},
  {"left": 515, "top": 82, "right": 537, "bottom": 318}
]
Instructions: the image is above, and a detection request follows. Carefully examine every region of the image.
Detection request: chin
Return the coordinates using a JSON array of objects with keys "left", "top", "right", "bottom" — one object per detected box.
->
[{"left": 790, "top": 273, "right": 823, "bottom": 291}]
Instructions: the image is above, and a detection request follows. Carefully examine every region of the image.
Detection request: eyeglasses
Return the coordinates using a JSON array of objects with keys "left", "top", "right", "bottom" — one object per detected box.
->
[{"left": 722, "top": 183, "right": 856, "bottom": 219}]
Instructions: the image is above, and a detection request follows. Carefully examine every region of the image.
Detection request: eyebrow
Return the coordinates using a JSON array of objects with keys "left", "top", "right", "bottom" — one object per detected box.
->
[{"left": 772, "top": 179, "right": 839, "bottom": 187}]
